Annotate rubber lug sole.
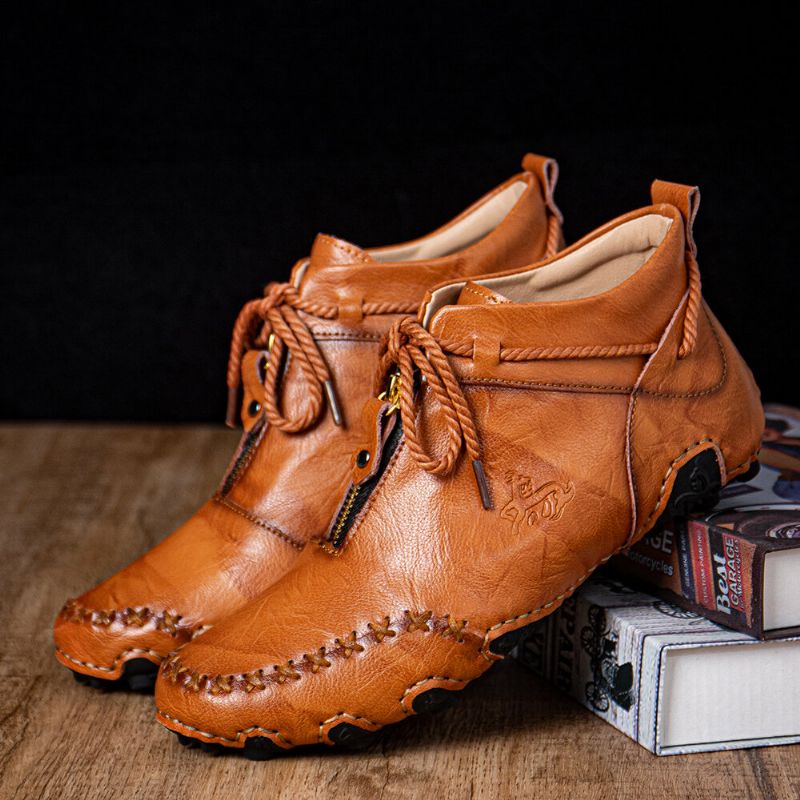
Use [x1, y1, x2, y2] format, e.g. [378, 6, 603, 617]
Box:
[733, 459, 760, 484]
[174, 723, 382, 759]
[650, 447, 723, 527]
[176, 731, 284, 760]
[411, 687, 460, 715]
[327, 722, 382, 750]
[170, 685, 462, 760]
[70, 657, 159, 693]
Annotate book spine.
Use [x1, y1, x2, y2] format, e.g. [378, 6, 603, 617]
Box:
[516, 590, 657, 753]
[676, 521, 695, 598]
[610, 521, 763, 638]
[634, 635, 664, 754]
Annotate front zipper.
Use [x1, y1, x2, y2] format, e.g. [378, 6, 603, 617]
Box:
[327, 368, 404, 548]
[326, 414, 403, 549]
[329, 484, 362, 548]
[220, 341, 276, 495]
[219, 416, 266, 496]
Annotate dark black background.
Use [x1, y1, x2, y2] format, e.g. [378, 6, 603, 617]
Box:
[2, 5, 796, 422]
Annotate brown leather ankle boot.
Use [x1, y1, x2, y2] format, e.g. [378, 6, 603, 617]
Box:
[153, 179, 763, 757]
[54, 153, 563, 690]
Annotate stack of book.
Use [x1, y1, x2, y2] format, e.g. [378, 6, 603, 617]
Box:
[514, 403, 800, 755]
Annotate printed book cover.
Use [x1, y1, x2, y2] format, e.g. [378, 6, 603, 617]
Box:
[610, 403, 800, 638]
[514, 576, 800, 755]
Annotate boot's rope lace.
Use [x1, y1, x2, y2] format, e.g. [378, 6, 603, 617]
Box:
[380, 317, 493, 509]
[544, 206, 561, 259]
[226, 282, 416, 430]
[678, 248, 701, 359]
[379, 259, 702, 509]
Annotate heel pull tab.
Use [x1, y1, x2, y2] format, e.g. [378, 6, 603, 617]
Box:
[650, 180, 702, 359]
[522, 153, 563, 224]
[650, 180, 701, 258]
[522, 153, 563, 256]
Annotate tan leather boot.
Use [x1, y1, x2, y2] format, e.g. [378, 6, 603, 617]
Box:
[54, 154, 563, 690]
[154, 180, 763, 757]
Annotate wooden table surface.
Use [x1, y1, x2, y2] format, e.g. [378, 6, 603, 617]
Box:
[1, 423, 798, 800]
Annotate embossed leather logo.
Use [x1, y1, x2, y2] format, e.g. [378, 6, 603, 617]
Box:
[500, 471, 575, 534]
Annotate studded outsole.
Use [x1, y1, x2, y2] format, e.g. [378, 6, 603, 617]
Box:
[168, 451, 757, 760]
[171, 685, 459, 760]
[70, 657, 160, 693]
[175, 732, 286, 760]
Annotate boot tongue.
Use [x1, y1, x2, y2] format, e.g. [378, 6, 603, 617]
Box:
[456, 280, 512, 306]
[309, 233, 374, 268]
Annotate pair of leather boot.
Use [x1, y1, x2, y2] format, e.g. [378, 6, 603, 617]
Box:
[55, 154, 763, 758]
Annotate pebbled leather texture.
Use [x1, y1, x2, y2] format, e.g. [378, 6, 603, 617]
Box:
[54, 154, 562, 679]
[154, 180, 763, 751]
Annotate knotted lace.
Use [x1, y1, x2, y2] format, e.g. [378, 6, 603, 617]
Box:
[226, 282, 418, 430]
[226, 282, 341, 431]
[380, 317, 493, 509]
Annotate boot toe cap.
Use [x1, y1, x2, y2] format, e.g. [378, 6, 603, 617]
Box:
[54, 592, 194, 679]
[153, 611, 487, 750]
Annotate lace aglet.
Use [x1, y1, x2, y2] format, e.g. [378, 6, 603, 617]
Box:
[324, 380, 343, 426]
[472, 459, 493, 510]
[225, 386, 240, 429]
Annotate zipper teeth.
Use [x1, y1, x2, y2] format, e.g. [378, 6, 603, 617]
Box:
[330, 485, 361, 548]
[228, 441, 255, 484]
[221, 421, 264, 495]
[226, 448, 251, 487]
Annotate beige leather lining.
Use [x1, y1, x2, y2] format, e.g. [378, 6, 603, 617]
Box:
[369, 180, 528, 263]
[424, 214, 673, 325]
[485, 215, 672, 302]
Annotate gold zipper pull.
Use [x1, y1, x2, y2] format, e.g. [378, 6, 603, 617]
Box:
[378, 368, 402, 416]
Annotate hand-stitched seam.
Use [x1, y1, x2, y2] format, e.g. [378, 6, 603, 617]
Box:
[461, 285, 510, 305]
[399, 676, 467, 714]
[479, 550, 625, 660]
[56, 646, 164, 673]
[463, 377, 634, 394]
[213, 495, 304, 551]
[309, 330, 384, 342]
[637, 307, 728, 399]
[730, 451, 760, 475]
[318, 439, 408, 556]
[317, 233, 372, 264]
[626, 300, 753, 543]
[480, 440, 762, 657]
[636, 438, 718, 536]
[400, 675, 466, 700]
[161, 610, 476, 696]
[318, 712, 380, 743]
[626, 297, 726, 544]
[58, 600, 194, 637]
[625, 290, 680, 541]
[157, 709, 292, 747]
[626, 392, 640, 547]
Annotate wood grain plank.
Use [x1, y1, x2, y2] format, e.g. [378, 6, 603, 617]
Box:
[0, 424, 797, 800]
